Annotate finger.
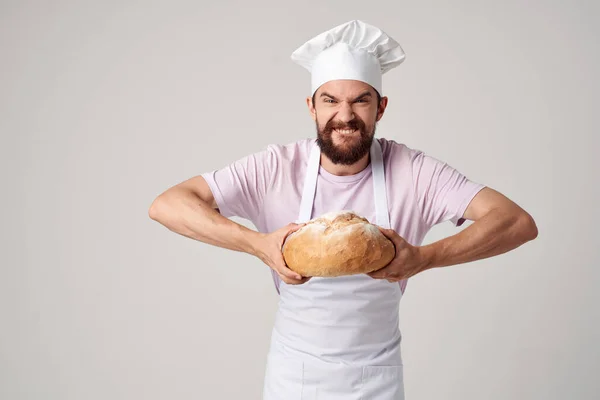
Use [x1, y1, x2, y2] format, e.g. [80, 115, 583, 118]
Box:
[278, 252, 303, 280]
[376, 226, 399, 248]
[294, 276, 312, 284]
[370, 273, 398, 282]
[282, 223, 306, 243]
[368, 271, 384, 279]
[290, 222, 306, 229]
[367, 266, 389, 279]
[287, 222, 305, 230]
[277, 264, 304, 281]
[287, 222, 306, 235]
[376, 226, 399, 244]
[278, 272, 310, 285]
[376, 225, 391, 236]
[276, 250, 304, 280]
[279, 273, 296, 285]
[377, 226, 406, 252]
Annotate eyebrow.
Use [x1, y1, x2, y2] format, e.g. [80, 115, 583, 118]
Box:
[320, 91, 373, 101]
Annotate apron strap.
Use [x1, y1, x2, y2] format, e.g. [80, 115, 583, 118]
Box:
[371, 139, 406, 292]
[370, 139, 390, 229]
[297, 141, 321, 223]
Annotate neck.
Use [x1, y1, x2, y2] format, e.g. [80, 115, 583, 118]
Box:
[320, 152, 371, 176]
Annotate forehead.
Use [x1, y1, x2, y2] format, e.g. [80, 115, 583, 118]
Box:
[315, 79, 376, 98]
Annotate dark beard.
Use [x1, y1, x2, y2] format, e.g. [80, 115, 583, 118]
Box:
[316, 117, 375, 165]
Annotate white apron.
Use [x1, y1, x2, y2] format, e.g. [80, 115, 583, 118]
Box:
[262, 139, 405, 399]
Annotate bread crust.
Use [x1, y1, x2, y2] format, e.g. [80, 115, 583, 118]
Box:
[282, 211, 395, 277]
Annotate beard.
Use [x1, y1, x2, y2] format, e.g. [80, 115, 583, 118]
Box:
[315, 116, 376, 165]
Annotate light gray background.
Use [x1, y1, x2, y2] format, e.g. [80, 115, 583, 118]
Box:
[2, 1, 598, 399]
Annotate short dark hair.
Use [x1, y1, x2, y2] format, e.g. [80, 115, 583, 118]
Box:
[312, 89, 383, 110]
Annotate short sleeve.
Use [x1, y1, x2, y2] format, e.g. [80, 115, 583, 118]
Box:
[200, 146, 277, 222]
[412, 151, 485, 227]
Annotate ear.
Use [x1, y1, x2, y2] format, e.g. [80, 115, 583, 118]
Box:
[376, 96, 389, 122]
[306, 96, 317, 121]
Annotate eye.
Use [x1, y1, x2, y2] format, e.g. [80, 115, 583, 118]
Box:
[324, 98, 336, 103]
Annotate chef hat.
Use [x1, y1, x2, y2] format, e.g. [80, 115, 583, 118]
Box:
[291, 20, 406, 96]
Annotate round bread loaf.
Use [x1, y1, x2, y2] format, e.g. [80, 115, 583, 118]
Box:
[282, 210, 395, 277]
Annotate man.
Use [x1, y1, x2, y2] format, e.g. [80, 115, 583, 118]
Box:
[149, 20, 538, 399]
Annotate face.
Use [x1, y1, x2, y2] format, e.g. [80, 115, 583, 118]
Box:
[307, 80, 388, 165]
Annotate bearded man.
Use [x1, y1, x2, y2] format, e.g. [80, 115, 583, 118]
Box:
[149, 20, 538, 399]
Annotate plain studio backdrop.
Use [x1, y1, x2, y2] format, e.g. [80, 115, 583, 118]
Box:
[1, 1, 598, 399]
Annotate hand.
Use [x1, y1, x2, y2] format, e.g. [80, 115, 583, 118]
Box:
[253, 223, 312, 285]
[367, 226, 430, 282]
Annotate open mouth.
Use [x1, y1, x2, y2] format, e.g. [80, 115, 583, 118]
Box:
[334, 128, 358, 135]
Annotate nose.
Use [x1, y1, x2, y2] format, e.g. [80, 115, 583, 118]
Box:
[337, 101, 354, 123]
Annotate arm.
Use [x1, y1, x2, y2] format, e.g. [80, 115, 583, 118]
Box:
[148, 175, 261, 255]
[419, 187, 538, 271]
[370, 187, 538, 281]
[370, 151, 538, 282]
[148, 175, 309, 283]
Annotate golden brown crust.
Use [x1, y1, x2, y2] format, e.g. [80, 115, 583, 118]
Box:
[282, 211, 395, 277]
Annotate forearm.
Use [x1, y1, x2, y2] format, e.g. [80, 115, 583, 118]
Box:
[149, 188, 261, 256]
[420, 208, 538, 271]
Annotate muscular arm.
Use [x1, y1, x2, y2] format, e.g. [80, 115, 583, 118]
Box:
[148, 176, 261, 255]
[420, 187, 538, 270]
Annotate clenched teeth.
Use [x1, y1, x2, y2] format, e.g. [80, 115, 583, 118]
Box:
[334, 129, 357, 135]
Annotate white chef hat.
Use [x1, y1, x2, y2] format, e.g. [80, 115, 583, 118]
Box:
[291, 20, 406, 96]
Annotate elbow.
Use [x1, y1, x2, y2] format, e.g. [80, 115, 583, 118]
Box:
[148, 195, 166, 222]
[518, 212, 538, 242]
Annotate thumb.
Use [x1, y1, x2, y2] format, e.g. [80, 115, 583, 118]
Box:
[284, 222, 305, 238]
[377, 225, 400, 244]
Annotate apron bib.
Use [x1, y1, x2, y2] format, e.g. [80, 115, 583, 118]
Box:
[263, 139, 405, 399]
